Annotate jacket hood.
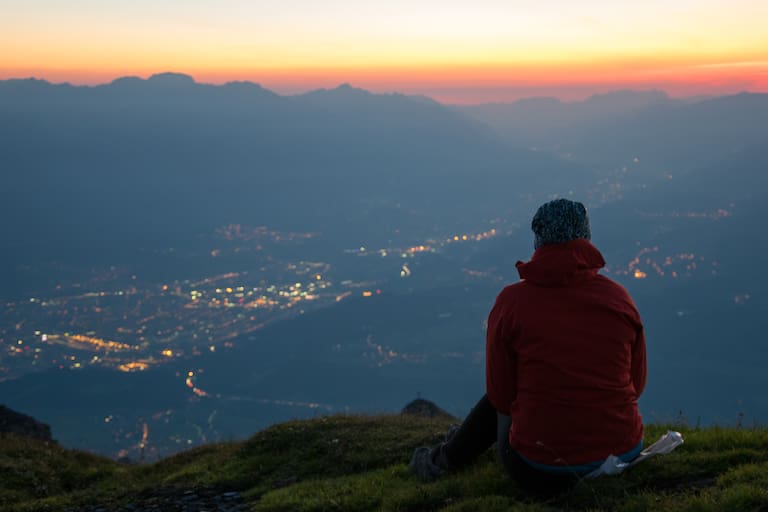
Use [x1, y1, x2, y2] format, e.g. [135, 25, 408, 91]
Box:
[515, 239, 605, 287]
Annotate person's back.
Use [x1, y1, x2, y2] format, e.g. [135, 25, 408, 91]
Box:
[487, 238, 646, 469]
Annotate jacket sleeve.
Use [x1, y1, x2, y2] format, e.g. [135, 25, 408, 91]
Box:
[485, 294, 517, 414]
[631, 326, 647, 397]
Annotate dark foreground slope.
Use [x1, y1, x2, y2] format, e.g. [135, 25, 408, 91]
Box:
[2, 415, 768, 512]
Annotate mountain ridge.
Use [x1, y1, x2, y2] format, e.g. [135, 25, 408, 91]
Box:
[1, 73, 754, 106]
[459, 89, 768, 173]
[0, 71, 587, 253]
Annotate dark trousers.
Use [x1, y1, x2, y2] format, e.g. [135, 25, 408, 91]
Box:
[439, 394, 577, 495]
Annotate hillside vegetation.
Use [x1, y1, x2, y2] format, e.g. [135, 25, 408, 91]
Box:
[1, 414, 767, 511]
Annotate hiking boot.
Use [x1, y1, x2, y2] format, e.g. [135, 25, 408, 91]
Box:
[409, 446, 446, 482]
[445, 424, 460, 443]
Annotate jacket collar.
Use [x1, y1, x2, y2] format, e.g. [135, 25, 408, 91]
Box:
[515, 239, 605, 287]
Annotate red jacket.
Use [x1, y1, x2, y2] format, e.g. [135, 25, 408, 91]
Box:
[486, 239, 646, 466]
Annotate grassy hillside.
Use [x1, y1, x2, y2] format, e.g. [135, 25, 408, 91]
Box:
[1, 415, 767, 511]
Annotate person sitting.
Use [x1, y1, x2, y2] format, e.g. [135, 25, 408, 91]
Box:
[410, 199, 647, 494]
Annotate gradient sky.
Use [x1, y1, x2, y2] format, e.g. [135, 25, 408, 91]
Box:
[2, 0, 767, 103]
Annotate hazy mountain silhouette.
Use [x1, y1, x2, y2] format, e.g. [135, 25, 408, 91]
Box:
[0, 74, 586, 254]
[458, 90, 677, 148]
[460, 91, 768, 178]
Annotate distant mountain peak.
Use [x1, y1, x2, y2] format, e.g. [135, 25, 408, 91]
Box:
[328, 83, 370, 95]
[108, 73, 197, 90]
[10, 77, 50, 85]
[220, 80, 280, 100]
[110, 76, 143, 86]
[305, 83, 370, 96]
[147, 72, 196, 85]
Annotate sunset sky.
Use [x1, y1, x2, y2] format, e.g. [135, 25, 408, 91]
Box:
[2, 0, 767, 103]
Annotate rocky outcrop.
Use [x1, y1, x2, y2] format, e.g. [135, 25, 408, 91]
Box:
[401, 398, 456, 419]
[0, 405, 53, 441]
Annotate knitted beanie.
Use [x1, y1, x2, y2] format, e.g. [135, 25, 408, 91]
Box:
[531, 199, 591, 249]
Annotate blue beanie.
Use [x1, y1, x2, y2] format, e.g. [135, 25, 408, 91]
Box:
[532, 199, 591, 249]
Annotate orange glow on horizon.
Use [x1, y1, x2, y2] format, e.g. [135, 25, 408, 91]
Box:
[2, 1, 767, 103]
[3, 58, 766, 104]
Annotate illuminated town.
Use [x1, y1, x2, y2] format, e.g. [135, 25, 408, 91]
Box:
[0, 212, 737, 383]
[1, 262, 337, 380]
[0, 223, 508, 383]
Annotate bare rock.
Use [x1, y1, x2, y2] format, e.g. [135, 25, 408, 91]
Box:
[0, 405, 53, 441]
[401, 398, 455, 419]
